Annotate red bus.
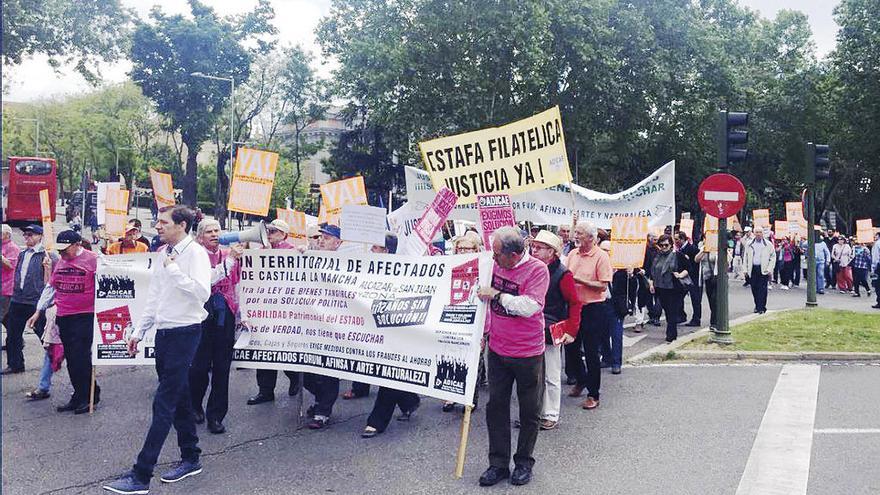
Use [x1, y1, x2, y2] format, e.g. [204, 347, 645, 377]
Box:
[2, 156, 57, 223]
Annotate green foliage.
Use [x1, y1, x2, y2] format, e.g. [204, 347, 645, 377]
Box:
[322, 127, 401, 208]
[2, 0, 131, 83]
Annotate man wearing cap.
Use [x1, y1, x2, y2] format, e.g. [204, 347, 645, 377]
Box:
[190, 219, 243, 434]
[28, 230, 100, 414]
[1, 224, 21, 342]
[477, 226, 549, 487]
[529, 230, 580, 430]
[3, 225, 55, 375]
[107, 223, 149, 255]
[302, 223, 344, 430]
[247, 218, 301, 406]
[104, 205, 211, 494]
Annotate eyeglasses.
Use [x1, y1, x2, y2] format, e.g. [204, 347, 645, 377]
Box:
[658, 243, 671, 248]
[457, 247, 478, 253]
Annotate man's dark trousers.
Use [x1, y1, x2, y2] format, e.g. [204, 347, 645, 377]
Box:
[256, 369, 299, 395]
[367, 387, 420, 432]
[750, 265, 769, 312]
[704, 276, 718, 327]
[190, 303, 235, 423]
[486, 349, 544, 470]
[573, 302, 608, 400]
[303, 373, 339, 417]
[133, 324, 202, 482]
[4, 302, 42, 371]
[56, 313, 97, 404]
[687, 283, 702, 323]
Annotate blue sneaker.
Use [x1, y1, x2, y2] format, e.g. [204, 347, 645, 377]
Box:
[159, 460, 203, 483]
[103, 472, 150, 494]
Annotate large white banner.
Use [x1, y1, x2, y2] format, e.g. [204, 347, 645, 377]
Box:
[92, 253, 158, 365]
[404, 161, 676, 229]
[231, 250, 492, 405]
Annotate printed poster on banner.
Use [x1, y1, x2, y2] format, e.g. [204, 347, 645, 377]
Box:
[319, 176, 368, 225]
[752, 209, 771, 229]
[277, 208, 308, 246]
[149, 169, 175, 208]
[477, 194, 515, 249]
[401, 187, 458, 255]
[92, 253, 158, 365]
[39, 189, 55, 250]
[856, 219, 874, 243]
[228, 148, 279, 216]
[231, 250, 493, 405]
[340, 204, 388, 246]
[105, 188, 130, 239]
[405, 161, 675, 228]
[419, 106, 572, 205]
[609, 216, 648, 268]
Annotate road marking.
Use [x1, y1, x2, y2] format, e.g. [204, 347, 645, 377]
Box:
[735, 364, 820, 495]
[704, 190, 740, 201]
[622, 334, 646, 347]
[814, 428, 880, 434]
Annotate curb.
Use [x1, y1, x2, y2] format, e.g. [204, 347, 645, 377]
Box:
[673, 350, 880, 361]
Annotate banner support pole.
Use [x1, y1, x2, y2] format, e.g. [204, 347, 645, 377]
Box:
[89, 366, 97, 414]
[454, 405, 473, 479]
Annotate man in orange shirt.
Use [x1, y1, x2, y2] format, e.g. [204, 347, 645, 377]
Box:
[107, 224, 149, 255]
[564, 220, 613, 410]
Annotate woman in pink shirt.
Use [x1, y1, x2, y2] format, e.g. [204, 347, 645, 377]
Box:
[1, 224, 21, 326]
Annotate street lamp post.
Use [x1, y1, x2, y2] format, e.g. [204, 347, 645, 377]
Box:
[191, 71, 235, 228]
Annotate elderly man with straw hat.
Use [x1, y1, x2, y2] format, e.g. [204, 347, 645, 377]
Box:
[528, 230, 581, 430]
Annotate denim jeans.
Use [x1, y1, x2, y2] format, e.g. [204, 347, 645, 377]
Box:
[816, 262, 825, 292]
[602, 312, 624, 368]
[133, 324, 202, 482]
[38, 351, 53, 391]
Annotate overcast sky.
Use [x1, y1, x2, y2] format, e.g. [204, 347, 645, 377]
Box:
[2, 0, 840, 103]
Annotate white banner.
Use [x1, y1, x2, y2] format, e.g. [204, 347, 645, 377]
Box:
[231, 250, 492, 405]
[92, 253, 159, 365]
[405, 161, 676, 229]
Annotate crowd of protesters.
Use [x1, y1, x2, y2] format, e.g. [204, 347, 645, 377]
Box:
[2, 208, 878, 493]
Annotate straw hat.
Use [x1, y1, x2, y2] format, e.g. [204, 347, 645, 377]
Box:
[532, 230, 563, 256]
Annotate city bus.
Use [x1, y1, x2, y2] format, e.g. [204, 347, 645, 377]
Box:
[2, 156, 57, 223]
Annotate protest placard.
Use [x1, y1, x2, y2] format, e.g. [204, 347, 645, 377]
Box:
[231, 250, 492, 405]
[228, 147, 279, 216]
[609, 216, 649, 268]
[753, 209, 770, 229]
[340, 204, 388, 246]
[92, 253, 158, 365]
[785, 201, 808, 237]
[400, 187, 458, 255]
[856, 219, 875, 243]
[476, 194, 515, 249]
[96, 182, 119, 225]
[319, 176, 368, 225]
[418, 106, 572, 205]
[774, 220, 788, 236]
[702, 215, 740, 252]
[104, 188, 130, 239]
[149, 169, 175, 208]
[276, 208, 309, 246]
[39, 189, 55, 250]
[678, 218, 694, 239]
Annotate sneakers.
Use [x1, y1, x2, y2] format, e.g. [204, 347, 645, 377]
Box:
[103, 472, 150, 494]
[160, 460, 203, 483]
[307, 415, 329, 429]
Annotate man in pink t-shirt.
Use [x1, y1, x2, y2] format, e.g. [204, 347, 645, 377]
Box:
[476, 226, 549, 488]
[30, 230, 100, 414]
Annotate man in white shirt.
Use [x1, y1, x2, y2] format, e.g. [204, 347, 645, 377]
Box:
[743, 227, 776, 314]
[104, 205, 211, 495]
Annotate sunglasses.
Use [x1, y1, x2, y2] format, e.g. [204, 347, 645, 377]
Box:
[658, 243, 671, 248]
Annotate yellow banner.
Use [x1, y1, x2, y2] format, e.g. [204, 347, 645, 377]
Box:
[856, 219, 874, 243]
[318, 176, 368, 225]
[39, 189, 55, 250]
[105, 189, 130, 239]
[610, 216, 649, 269]
[277, 208, 308, 246]
[149, 169, 175, 208]
[419, 106, 572, 205]
[228, 148, 279, 216]
[753, 209, 770, 229]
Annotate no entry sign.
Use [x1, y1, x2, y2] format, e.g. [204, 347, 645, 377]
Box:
[698, 173, 746, 218]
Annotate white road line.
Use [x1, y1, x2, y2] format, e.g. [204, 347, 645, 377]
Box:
[814, 428, 880, 434]
[736, 364, 821, 495]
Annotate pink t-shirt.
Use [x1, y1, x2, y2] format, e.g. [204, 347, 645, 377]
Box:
[2, 239, 21, 297]
[206, 246, 240, 314]
[50, 248, 98, 316]
[487, 255, 550, 358]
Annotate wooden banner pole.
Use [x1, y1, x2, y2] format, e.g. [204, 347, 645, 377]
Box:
[454, 405, 474, 479]
[89, 366, 97, 414]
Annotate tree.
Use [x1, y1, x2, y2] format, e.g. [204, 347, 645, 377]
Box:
[129, 0, 275, 206]
[322, 126, 401, 209]
[2, 0, 131, 84]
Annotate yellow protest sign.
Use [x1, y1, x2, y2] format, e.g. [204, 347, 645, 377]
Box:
[418, 106, 572, 205]
[785, 201, 808, 238]
[228, 148, 279, 216]
[610, 216, 649, 269]
[105, 189, 130, 239]
[650, 225, 666, 237]
[753, 209, 770, 229]
[856, 219, 874, 243]
[277, 208, 308, 246]
[704, 215, 719, 253]
[678, 218, 694, 239]
[149, 169, 175, 208]
[774, 220, 788, 237]
[39, 189, 55, 250]
[319, 176, 367, 225]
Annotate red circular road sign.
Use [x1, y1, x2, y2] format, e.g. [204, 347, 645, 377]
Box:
[697, 173, 746, 218]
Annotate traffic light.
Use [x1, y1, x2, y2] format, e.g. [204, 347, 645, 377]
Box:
[805, 142, 830, 183]
[716, 110, 749, 169]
